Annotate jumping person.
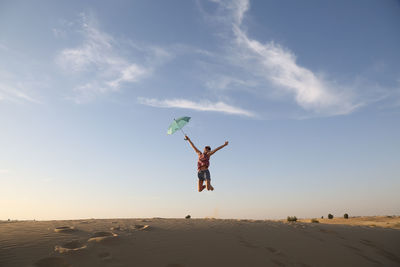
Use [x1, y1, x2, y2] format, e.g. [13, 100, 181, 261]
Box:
[185, 135, 228, 192]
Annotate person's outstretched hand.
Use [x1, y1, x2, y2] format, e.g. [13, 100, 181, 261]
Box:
[224, 141, 229, 146]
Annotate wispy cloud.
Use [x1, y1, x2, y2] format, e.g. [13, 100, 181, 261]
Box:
[232, 26, 360, 115]
[0, 69, 41, 104]
[208, 0, 249, 25]
[203, 0, 362, 117]
[138, 97, 255, 117]
[56, 13, 169, 103]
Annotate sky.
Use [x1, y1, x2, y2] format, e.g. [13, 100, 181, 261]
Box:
[0, 0, 399, 220]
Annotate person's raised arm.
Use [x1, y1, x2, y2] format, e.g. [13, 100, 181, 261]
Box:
[185, 135, 201, 155]
[209, 141, 229, 156]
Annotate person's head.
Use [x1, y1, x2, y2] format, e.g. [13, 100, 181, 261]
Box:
[204, 146, 211, 154]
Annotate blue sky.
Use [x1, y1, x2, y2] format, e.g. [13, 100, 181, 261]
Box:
[0, 0, 399, 220]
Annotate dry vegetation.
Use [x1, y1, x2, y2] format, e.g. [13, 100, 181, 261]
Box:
[297, 216, 400, 229]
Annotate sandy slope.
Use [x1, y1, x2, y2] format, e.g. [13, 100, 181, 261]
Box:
[0, 218, 399, 267]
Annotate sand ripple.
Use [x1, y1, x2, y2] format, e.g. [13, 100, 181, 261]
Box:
[54, 226, 75, 233]
[88, 231, 118, 242]
[55, 240, 87, 253]
[133, 224, 150, 230]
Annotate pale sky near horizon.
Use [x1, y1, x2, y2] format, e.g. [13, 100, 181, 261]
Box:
[1, 0, 399, 220]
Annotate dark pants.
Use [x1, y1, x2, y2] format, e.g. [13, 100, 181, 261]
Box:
[197, 169, 211, 181]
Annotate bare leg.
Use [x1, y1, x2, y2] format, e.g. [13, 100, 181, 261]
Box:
[198, 179, 206, 192]
[206, 179, 214, 191]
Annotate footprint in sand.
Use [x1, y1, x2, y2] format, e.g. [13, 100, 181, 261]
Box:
[34, 257, 71, 267]
[55, 240, 87, 253]
[54, 226, 76, 233]
[98, 251, 113, 261]
[111, 224, 150, 233]
[88, 231, 118, 243]
[265, 246, 281, 255]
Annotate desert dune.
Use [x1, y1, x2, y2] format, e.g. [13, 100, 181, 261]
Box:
[0, 217, 399, 267]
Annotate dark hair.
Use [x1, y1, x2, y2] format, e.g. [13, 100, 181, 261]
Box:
[205, 146, 211, 151]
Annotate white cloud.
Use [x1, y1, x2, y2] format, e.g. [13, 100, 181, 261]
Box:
[210, 0, 249, 25]
[107, 64, 148, 89]
[57, 14, 116, 72]
[0, 70, 40, 104]
[204, 0, 361, 116]
[232, 26, 359, 115]
[232, 0, 249, 25]
[138, 97, 255, 117]
[56, 13, 167, 102]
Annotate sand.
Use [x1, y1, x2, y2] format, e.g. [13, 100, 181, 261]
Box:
[0, 217, 399, 267]
[297, 216, 400, 229]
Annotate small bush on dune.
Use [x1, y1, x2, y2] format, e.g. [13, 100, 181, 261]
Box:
[311, 218, 319, 223]
[344, 213, 349, 219]
[287, 216, 297, 222]
[328, 214, 334, 219]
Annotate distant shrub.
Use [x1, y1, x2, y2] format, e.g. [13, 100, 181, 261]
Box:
[311, 218, 319, 223]
[344, 213, 349, 219]
[321, 216, 324, 219]
[287, 216, 297, 222]
[185, 215, 191, 219]
[328, 214, 334, 219]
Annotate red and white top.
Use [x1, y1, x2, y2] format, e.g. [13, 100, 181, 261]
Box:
[197, 153, 210, 171]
